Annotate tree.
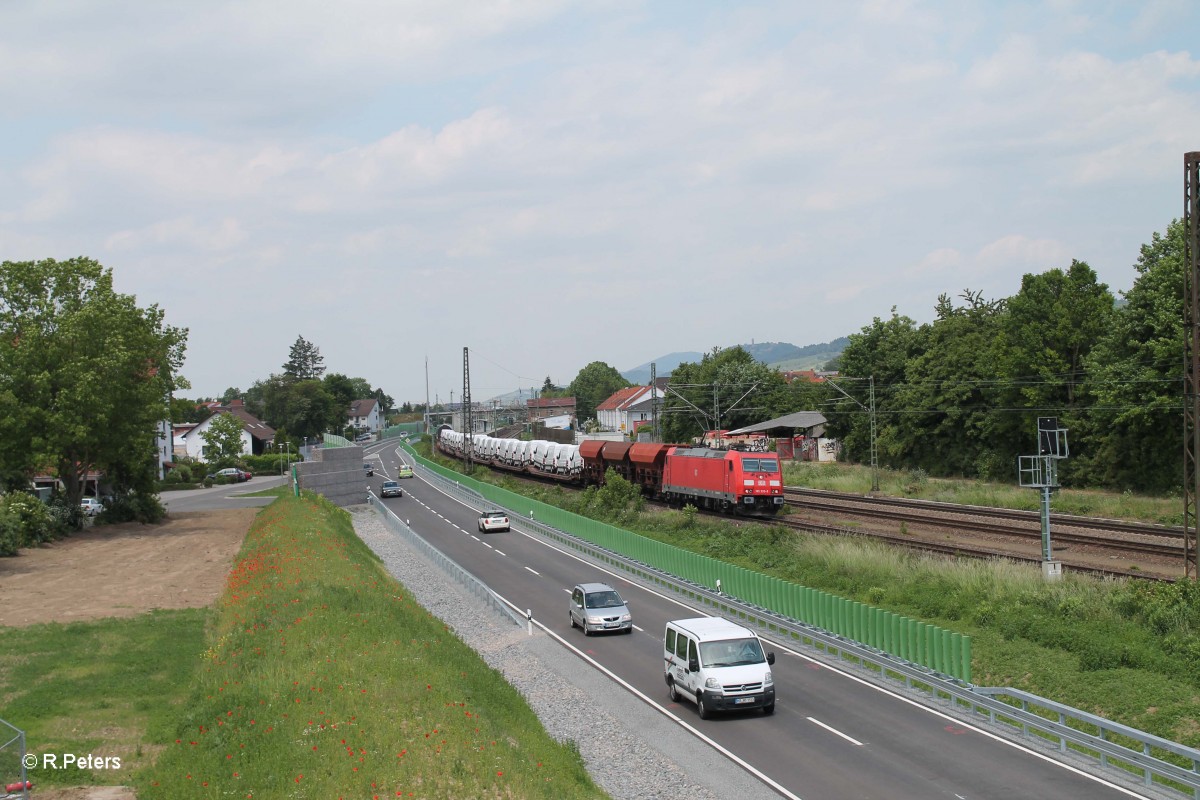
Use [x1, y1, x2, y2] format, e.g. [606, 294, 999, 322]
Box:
[567, 362, 631, 425]
[170, 396, 207, 424]
[827, 309, 926, 468]
[283, 335, 325, 379]
[993, 261, 1115, 480]
[199, 413, 246, 467]
[888, 291, 1006, 477]
[661, 347, 788, 443]
[252, 373, 337, 440]
[323, 373, 373, 412]
[0, 257, 187, 511]
[1078, 220, 1185, 492]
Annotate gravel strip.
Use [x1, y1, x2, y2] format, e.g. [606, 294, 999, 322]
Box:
[349, 506, 780, 800]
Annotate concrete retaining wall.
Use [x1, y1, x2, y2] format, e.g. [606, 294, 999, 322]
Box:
[296, 445, 367, 507]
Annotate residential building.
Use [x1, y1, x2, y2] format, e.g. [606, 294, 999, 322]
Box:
[178, 400, 276, 460]
[347, 398, 381, 434]
[595, 386, 663, 437]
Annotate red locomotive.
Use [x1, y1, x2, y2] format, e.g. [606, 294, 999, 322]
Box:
[435, 427, 784, 516]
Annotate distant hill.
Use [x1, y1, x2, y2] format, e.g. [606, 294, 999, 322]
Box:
[620, 352, 704, 385]
[622, 338, 848, 384]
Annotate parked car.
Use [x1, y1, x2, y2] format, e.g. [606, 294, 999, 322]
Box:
[396, 464, 414, 479]
[569, 582, 633, 635]
[477, 509, 509, 533]
[363, 462, 374, 477]
[207, 467, 246, 483]
[240, 469, 253, 481]
[80, 497, 104, 517]
[380, 480, 403, 498]
[356, 432, 373, 443]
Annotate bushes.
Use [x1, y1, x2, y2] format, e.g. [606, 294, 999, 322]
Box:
[0, 492, 70, 555]
[100, 492, 166, 524]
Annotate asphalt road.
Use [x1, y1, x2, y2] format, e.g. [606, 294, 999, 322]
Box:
[362, 441, 1163, 800]
[159, 475, 289, 514]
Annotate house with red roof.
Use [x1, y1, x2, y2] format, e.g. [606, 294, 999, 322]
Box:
[595, 386, 663, 437]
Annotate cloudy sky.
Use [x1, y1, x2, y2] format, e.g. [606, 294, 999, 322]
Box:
[3, 1, 1198, 405]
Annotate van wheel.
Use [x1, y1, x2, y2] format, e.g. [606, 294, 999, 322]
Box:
[569, 613, 576, 630]
[697, 693, 710, 720]
[668, 680, 680, 703]
[763, 702, 775, 716]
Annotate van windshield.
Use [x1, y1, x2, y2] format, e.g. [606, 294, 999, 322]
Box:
[699, 638, 765, 667]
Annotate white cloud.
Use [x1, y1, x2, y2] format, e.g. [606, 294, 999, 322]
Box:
[1, 1, 1197, 400]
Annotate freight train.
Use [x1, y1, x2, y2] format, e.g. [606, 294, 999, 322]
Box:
[435, 426, 785, 515]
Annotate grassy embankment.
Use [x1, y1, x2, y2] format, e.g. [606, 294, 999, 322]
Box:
[0, 493, 607, 799]
[420, 443, 1200, 751]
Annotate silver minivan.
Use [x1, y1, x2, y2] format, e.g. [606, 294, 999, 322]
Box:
[569, 582, 633, 635]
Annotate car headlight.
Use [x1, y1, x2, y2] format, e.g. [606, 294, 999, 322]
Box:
[619, 614, 631, 622]
[764, 670, 774, 687]
[587, 617, 604, 625]
[704, 677, 722, 691]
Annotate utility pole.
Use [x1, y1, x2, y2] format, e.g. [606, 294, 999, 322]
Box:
[825, 376, 879, 492]
[424, 356, 430, 437]
[463, 347, 473, 472]
[651, 362, 660, 442]
[1184, 150, 1200, 580]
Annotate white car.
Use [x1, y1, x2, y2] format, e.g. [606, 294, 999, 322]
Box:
[477, 510, 510, 533]
[80, 497, 104, 517]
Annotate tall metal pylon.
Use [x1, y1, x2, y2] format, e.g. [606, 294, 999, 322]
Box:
[1184, 151, 1199, 580]
[463, 346, 473, 473]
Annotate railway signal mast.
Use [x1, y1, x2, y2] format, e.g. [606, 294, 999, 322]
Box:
[1184, 151, 1200, 581]
[1020, 417, 1068, 581]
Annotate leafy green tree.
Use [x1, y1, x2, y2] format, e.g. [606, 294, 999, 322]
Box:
[251, 373, 337, 440]
[283, 335, 325, 379]
[0, 257, 187, 512]
[889, 291, 1006, 476]
[567, 361, 631, 425]
[220, 386, 242, 403]
[993, 261, 1115, 480]
[1078, 220, 1185, 492]
[170, 396, 208, 424]
[323, 373, 373, 412]
[826, 309, 926, 468]
[199, 413, 246, 467]
[661, 347, 788, 442]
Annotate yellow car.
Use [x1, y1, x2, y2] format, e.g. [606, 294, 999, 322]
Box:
[396, 464, 414, 479]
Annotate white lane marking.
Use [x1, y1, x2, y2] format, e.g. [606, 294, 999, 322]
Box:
[494, 550, 507, 557]
[807, 717, 863, 746]
[480, 541, 493, 550]
[514, 607, 804, 800]
[524, 566, 540, 576]
[418, 474, 1158, 799]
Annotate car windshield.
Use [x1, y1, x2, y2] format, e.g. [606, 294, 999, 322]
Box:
[699, 637, 765, 667]
[382, 482, 398, 488]
[585, 591, 623, 609]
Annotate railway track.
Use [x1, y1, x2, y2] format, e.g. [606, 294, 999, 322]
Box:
[429, 450, 1186, 581]
[782, 488, 1186, 580]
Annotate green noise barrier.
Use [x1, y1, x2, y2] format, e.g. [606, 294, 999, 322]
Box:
[402, 442, 972, 683]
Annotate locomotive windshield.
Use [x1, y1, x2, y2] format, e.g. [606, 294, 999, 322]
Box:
[741, 458, 780, 473]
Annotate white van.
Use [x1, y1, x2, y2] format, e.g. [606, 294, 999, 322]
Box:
[663, 617, 776, 718]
